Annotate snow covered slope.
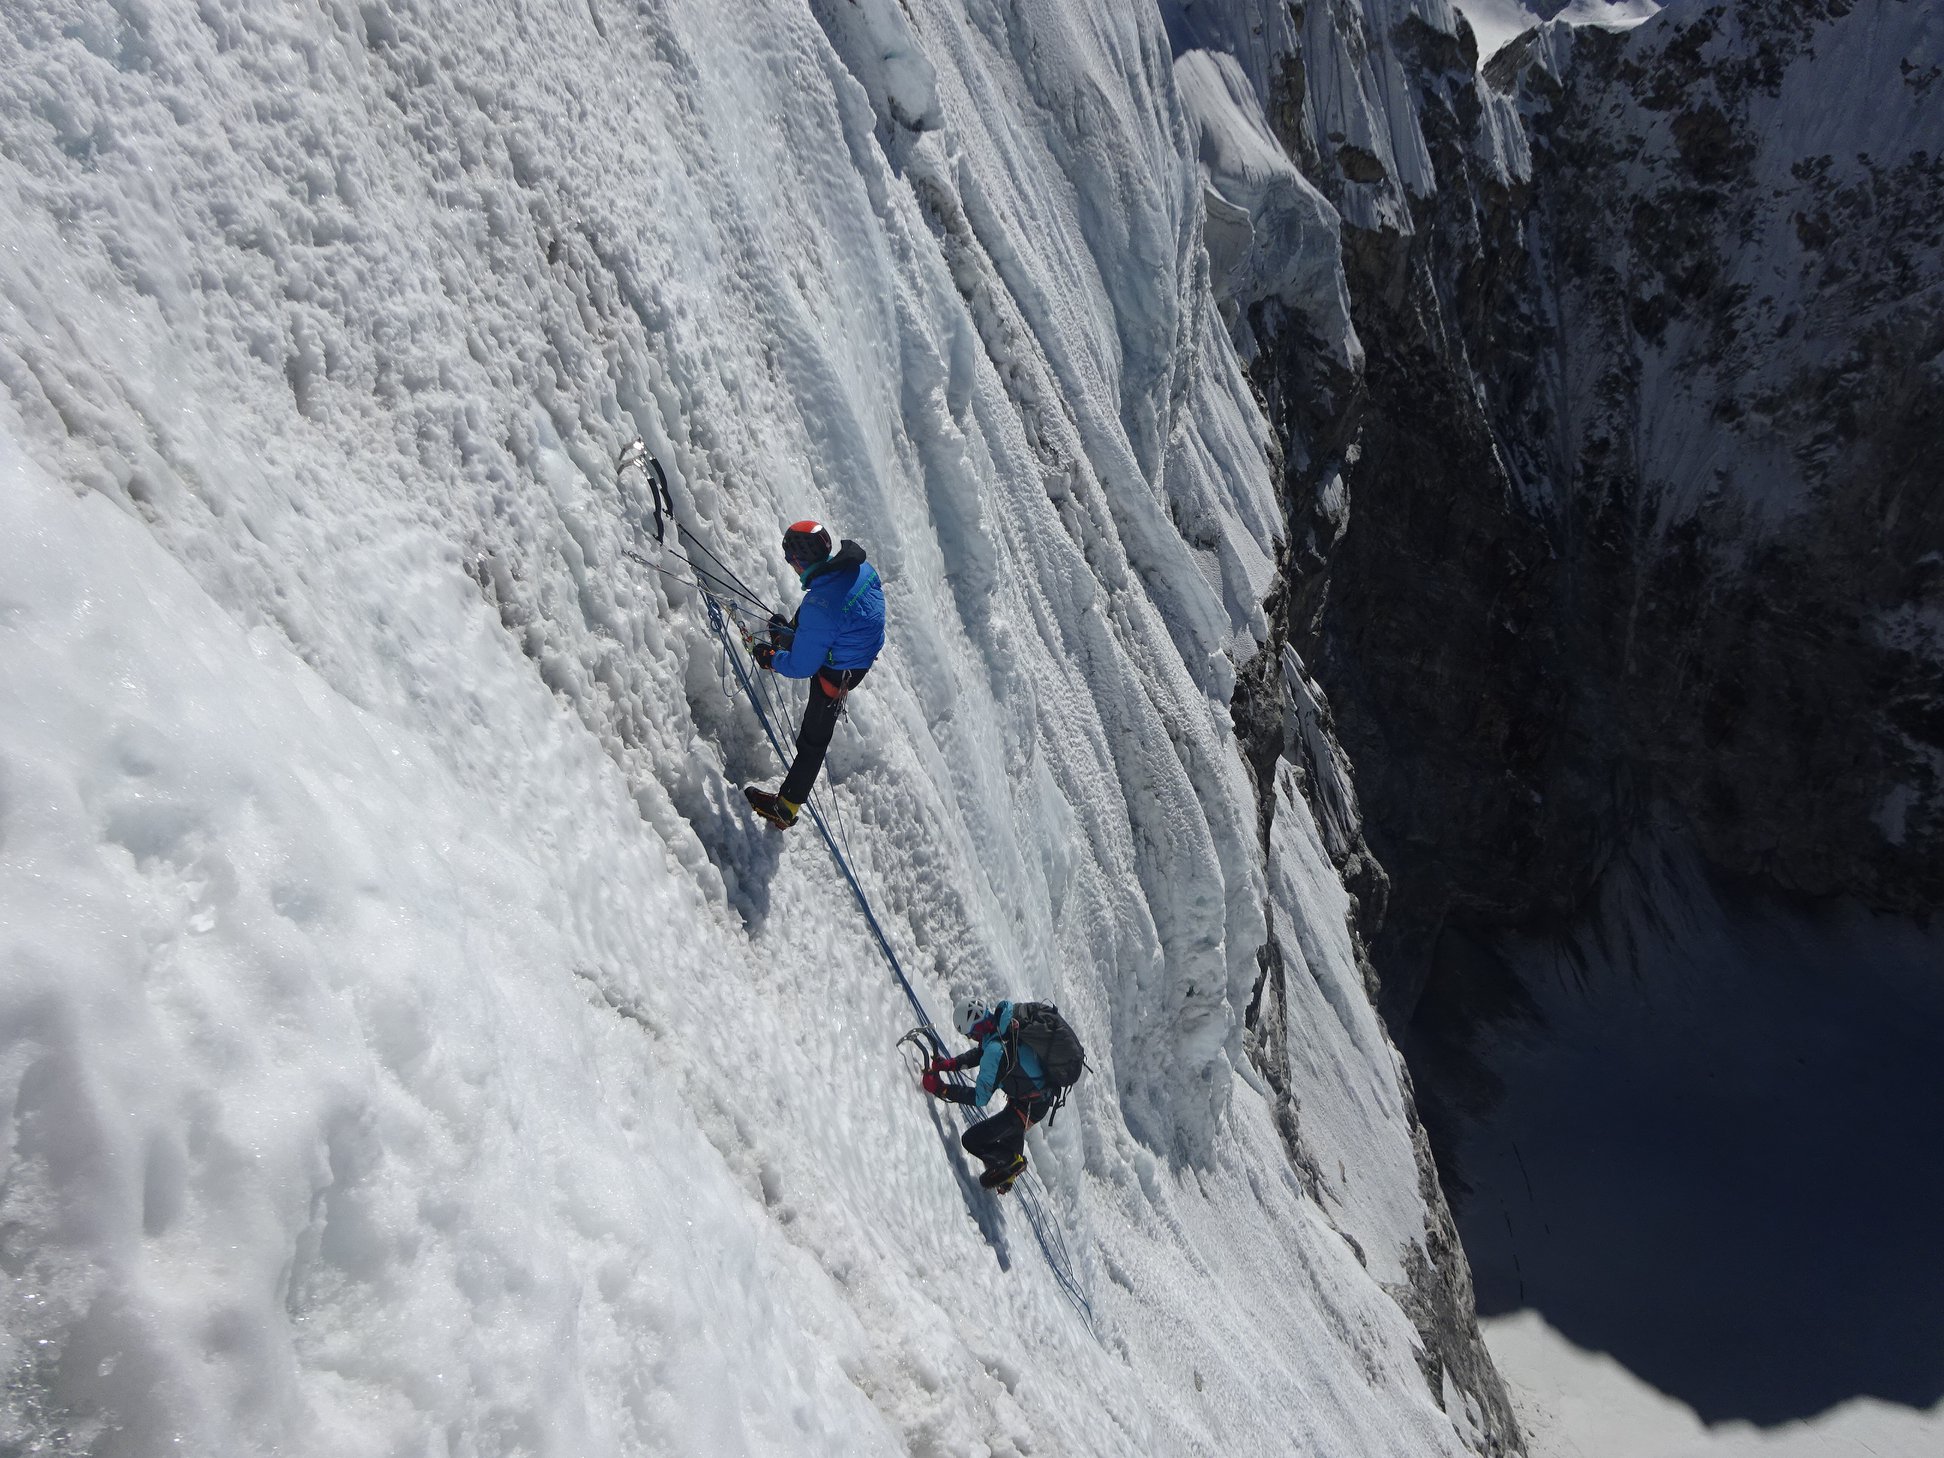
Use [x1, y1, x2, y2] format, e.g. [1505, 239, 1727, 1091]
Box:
[0, 1, 1498, 1453]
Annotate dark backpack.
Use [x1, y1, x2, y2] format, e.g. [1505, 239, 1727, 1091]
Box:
[1006, 1002, 1086, 1120]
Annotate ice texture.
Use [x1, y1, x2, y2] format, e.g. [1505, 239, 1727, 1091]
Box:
[0, 0, 1478, 1454]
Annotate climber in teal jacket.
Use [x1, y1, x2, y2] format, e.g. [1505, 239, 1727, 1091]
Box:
[919, 999, 1051, 1192]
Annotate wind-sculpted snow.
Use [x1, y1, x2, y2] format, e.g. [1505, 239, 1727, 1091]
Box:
[1452, 1, 1661, 64]
[1174, 48, 1362, 369]
[0, 0, 1485, 1453]
[1167, 0, 1532, 232]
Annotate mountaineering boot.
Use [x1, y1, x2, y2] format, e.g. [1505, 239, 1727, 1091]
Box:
[744, 786, 800, 830]
[979, 1155, 1027, 1194]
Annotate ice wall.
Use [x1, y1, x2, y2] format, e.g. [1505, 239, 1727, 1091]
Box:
[1166, 0, 1532, 231]
[0, 0, 1487, 1453]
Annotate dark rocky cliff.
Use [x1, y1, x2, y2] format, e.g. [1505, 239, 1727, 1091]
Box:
[1281, 0, 1944, 1021]
[1184, 2, 1937, 1448]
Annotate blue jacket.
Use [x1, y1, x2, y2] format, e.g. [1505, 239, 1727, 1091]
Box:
[769, 540, 885, 678]
[942, 1002, 1047, 1109]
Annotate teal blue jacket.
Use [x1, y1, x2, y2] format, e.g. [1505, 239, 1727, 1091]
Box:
[942, 1002, 1047, 1109]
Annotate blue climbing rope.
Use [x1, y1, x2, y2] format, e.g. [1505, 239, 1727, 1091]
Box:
[700, 592, 1095, 1327]
[613, 445, 1091, 1325]
[703, 596, 940, 1035]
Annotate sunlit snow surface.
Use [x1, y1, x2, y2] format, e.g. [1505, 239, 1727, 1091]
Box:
[1451, 1, 1661, 63]
[0, 1, 1467, 1453]
[1491, 1311, 1944, 1458]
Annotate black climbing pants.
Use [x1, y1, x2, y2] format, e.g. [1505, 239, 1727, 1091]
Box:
[961, 1097, 1047, 1171]
[778, 667, 868, 805]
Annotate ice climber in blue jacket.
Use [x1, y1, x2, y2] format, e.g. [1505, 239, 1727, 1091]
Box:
[919, 998, 1054, 1193]
[743, 519, 885, 830]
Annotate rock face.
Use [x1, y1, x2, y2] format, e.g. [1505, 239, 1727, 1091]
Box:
[1238, 0, 1944, 1019]
[1185, 0, 1939, 1440]
[1487, 0, 1944, 924]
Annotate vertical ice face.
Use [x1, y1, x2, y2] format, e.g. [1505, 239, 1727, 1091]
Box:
[0, 0, 1497, 1454]
[1165, 0, 1543, 228]
[1173, 47, 1362, 369]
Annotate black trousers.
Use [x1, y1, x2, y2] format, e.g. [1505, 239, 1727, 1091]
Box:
[962, 1098, 1046, 1170]
[778, 667, 868, 804]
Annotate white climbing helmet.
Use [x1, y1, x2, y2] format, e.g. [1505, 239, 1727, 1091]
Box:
[952, 996, 993, 1038]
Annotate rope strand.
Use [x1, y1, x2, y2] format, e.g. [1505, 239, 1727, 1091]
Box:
[679, 524, 777, 617]
[613, 452, 1089, 1326]
[623, 548, 769, 618]
[703, 593, 1093, 1326]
